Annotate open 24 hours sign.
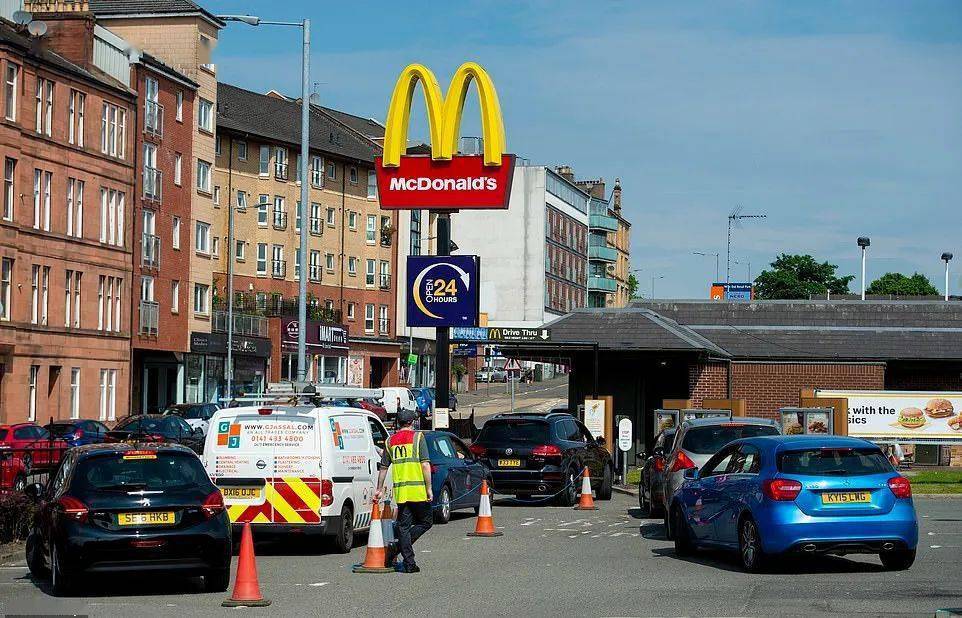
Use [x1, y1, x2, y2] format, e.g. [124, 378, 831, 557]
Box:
[406, 255, 480, 328]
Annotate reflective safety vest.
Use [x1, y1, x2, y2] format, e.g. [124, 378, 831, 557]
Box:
[388, 429, 428, 503]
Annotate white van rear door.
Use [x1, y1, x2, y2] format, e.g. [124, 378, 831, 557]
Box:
[327, 412, 375, 530]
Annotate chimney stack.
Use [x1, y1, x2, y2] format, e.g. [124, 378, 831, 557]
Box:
[555, 165, 575, 182]
[612, 178, 622, 215]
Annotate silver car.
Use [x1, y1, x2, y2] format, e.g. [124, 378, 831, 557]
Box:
[661, 417, 780, 539]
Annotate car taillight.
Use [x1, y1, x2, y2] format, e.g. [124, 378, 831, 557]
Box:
[468, 444, 487, 457]
[320, 479, 334, 507]
[531, 444, 562, 460]
[201, 491, 225, 518]
[654, 458, 665, 472]
[763, 478, 803, 501]
[888, 476, 912, 499]
[73, 428, 84, 439]
[671, 451, 695, 473]
[58, 496, 88, 522]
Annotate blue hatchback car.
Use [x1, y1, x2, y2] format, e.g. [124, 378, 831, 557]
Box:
[668, 435, 918, 572]
[422, 431, 491, 524]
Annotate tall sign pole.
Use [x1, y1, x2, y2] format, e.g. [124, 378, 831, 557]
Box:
[435, 213, 452, 409]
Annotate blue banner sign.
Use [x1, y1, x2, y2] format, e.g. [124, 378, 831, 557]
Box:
[406, 255, 480, 327]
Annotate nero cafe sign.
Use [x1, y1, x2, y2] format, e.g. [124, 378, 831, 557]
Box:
[451, 327, 551, 343]
[282, 317, 348, 356]
[375, 62, 514, 211]
[406, 255, 480, 328]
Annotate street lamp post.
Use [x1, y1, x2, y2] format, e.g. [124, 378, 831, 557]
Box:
[219, 14, 311, 384]
[650, 274, 664, 299]
[857, 237, 871, 300]
[943, 252, 953, 301]
[693, 251, 719, 282]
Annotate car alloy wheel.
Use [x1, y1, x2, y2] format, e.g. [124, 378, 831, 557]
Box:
[740, 519, 762, 572]
[436, 486, 452, 524]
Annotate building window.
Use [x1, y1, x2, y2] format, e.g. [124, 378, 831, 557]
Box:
[366, 215, 377, 244]
[309, 250, 320, 282]
[310, 156, 322, 186]
[66, 178, 84, 238]
[100, 102, 127, 158]
[271, 245, 284, 278]
[196, 159, 211, 192]
[379, 260, 390, 288]
[237, 140, 247, 160]
[367, 170, 377, 199]
[28, 365, 38, 421]
[325, 252, 335, 272]
[293, 249, 300, 280]
[99, 188, 125, 246]
[64, 269, 73, 327]
[30, 264, 39, 324]
[99, 368, 116, 421]
[195, 221, 210, 254]
[174, 153, 182, 185]
[96, 275, 122, 332]
[3, 157, 14, 221]
[175, 90, 183, 122]
[213, 185, 220, 205]
[310, 202, 321, 233]
[348, 211, 357, 230]
[69, 367, 80, 419]
[364, 304, 374, 333]
[236, 190, 248, 211]
[259, 145, 270, 176]
[326, 207, 336, 227]
[365, 259, 375, 286]
[274, 147, 288, 180]
[326, 161, 336, 180]
[349, 166, 358, 184]
[235, 240, 245, 261]
[172, 216, 181, 249]
[33, 169, 51, 231]
[272, 196, 286, 229]
[347, 302, 355, 321]
[171, 280, 179, 313]
[348, 256, 357, 276]
[211, 235, 219, 257]
[35, 77, 53, 136]
[0, 257, 11, 321]
[215, 135, 221, 156]
[294, 201, 301, 232]
[410, 210, 422, 256]
[4, 62, 18, 121]
[198, 98, 213, 132]
[256, 243, 267, 274]
[68, 89, 85, 146]
[193, 283, 209, 314]
[378, 305, 388, 333]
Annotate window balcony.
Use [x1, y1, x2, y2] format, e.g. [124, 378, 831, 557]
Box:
[588, 244, 617, 263]
[589, 213, 618, 232]
[309, 217, 322, 235]
[141, 233, 160, 270]
[212, 310, 268, 337]
[274, 162, 289, 181]
[143, 166, 162, 203]
[588, 275, 618, 292]
[139, 300, 159, 336]
[144, 100, 164, 138]
[271, 260, 287, 279]
[309, 267, 322, 283]
[378, 318, 391, 334]
[272, 211, 288, 230]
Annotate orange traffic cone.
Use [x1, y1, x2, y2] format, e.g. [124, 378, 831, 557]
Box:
[574, 466, 598, 510]
[467, 480, 503, 537]
[353, 500, 395, 573]
[222, 522, 271, 607]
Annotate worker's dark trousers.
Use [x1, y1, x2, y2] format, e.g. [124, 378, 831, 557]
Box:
[395, 501, 433, 567]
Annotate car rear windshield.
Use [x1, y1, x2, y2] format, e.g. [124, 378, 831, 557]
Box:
[778, 448, 892, 476]
[72, 451, 211, 493]
[478, 420, 549, 444]
[681, 424, 779, 455]
[46, 423, 76, 437]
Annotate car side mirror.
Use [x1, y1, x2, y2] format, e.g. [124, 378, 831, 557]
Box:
[25, 483, 44, 501]
[683, 467, 700, 481]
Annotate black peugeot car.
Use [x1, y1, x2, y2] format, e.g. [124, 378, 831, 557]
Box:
[469, 412, 613, 505]
[25, 443, 231, 596]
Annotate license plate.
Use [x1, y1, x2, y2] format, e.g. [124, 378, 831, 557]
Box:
[117, 511, 176, 526]
[821, 491, 871, 504]
[498, 458, 521, 467]
[221, 487, 262, 500]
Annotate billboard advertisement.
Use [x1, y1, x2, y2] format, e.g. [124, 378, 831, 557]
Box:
[406, 255, 480, 328]
[816, 390, 962, 442]
[711, 282, 753, 300]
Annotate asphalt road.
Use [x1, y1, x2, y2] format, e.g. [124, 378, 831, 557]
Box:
[1, 495, 960, 617]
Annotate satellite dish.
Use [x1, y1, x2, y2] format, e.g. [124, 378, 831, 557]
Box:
[12, 10, 32, 25]
[27, 21, 47, 37]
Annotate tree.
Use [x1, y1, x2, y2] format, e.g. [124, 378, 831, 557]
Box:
[867, 272, 939, 296]
[628, 273, 640, 299]
[754, 254, 854, 300]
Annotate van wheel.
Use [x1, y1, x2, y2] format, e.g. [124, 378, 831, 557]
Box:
[332, 504, 354, 554]
[434, 486, 452, 524]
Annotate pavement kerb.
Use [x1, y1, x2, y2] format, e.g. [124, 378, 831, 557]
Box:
[613, 485, 638, 497]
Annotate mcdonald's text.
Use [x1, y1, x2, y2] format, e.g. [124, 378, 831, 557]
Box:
[375, 154, 515, 210]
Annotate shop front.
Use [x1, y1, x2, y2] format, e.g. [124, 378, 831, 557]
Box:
[270, 317, 349, 384]
[186, 332, 271, 403]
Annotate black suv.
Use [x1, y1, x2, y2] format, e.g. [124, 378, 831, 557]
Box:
[25, 443, 231, 596]
[469, 412, 613, 505]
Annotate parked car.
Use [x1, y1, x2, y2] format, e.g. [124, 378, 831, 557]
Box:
[25, 443, 231, 595]
[349, 397, 388, 422]
[162, 403, 220, 435]
[380, 387, 417, 420]
[637, 427, 677, 516]
[490, 370, 508, 383]
[423, 431, 492, 524]
[469, 412, 613, 505]
[105, 415, 205, 454]
[475, 369, 493, 383]
[44, 420, 111, 448]
[663, 417, 781, 537]
[668, 435, 918, 572]
[0, 423, 69, 473]
[0, 449, 27, 493]
[421, 387, 457, 412]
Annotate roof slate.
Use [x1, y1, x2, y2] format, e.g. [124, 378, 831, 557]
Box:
[88, 0, 224, 25]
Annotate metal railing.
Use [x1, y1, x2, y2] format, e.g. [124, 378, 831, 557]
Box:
[143, 166, 162, 202]
[274, 162, 289, 181]
[139, 300, 159, 336]
[141, 233, 160, 269]
[309, 266, 322, 283]
[212, 310, 268, 337]
[144, 100, 164, 137]
[272, 210, 288, 230]
[378, 317, 391, 334]
[271, 259, 287, 278]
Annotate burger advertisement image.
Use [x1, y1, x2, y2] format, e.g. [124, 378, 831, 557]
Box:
[816, 390, 962, 441]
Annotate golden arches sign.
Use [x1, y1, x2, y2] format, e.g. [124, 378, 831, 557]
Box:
[381, 62, 506, 168]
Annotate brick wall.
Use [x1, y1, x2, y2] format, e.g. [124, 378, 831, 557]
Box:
[688, 361, 728, 406]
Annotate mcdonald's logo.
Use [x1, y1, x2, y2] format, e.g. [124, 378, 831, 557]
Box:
[375, 62, 515, 211]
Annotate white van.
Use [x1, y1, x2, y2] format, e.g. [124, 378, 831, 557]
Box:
[202, 403, 391, 552]
[380, 387, 417, 420]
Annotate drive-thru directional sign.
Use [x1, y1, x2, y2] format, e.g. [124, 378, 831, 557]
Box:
[451, 326, 551, 342]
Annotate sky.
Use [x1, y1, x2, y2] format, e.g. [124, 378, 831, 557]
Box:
[206, 0, 962, 299]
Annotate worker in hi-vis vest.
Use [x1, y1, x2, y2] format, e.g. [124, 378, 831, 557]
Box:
[374, 407, 433, 573]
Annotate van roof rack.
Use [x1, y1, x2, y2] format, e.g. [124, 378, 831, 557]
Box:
[220, 382, 385, 406]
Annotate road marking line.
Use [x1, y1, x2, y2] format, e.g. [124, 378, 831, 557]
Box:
[928, 531, 962, 535]
[310, 582, 329, 587]
[520, 519, 542, 526]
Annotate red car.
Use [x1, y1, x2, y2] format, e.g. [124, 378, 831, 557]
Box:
[0, 449, 27, 493]
[350, 397, 388, 422]
[0, 423, 68, 472]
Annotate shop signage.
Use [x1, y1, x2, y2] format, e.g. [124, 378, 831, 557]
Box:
[407, 353, 418, 366]
[406, 255, 480, 327]
[710, 282, 753, 301]
[281, 317, 348, 356]
[583, 399, 606, 440]
[375, 62, 514, 210]
[451, 326, 551, 342]
[190, 332, 271, 357]
[816, 389, 962, 443]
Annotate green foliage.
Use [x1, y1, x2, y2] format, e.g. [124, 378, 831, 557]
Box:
[754, 254, 854, 300]
[0, 492, 37, 543]
[866, 272, 939, 296]
[627, 273, 640, 299]
[451, 363, 467, 379]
